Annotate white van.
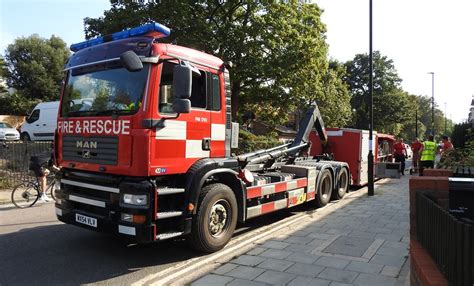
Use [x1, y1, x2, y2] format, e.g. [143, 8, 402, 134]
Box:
[21, 101, 59, 141]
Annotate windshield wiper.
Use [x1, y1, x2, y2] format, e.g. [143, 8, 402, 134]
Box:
[94, 109, 133, 117]
[66, 110, 97, 117]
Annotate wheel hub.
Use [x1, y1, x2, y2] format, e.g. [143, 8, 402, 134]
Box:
[209, 202, 227, 237]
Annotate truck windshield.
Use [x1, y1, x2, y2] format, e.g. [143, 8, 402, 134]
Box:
[61, 62, 149, 117]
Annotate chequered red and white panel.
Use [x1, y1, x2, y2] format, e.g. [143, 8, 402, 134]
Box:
[246, 165, 320, 219]
[246, 178, 308, 199]
[155, 120, 225, 158]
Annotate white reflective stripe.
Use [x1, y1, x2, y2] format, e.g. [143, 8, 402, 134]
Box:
[246, 205, 262, 219]
[274, 198, 288, 210]
[211, 124, 226, 141]
[185, 140, 209, 158]
[327, 130, 343, 136]
[55, 207, 63, 216]
[307, 185, 316, 195]
[61, 179, 119, 193]
[118, 225, 136, 236]
[288, 188, 304, 199]
[286, 180, 297, 190]
[69, 195, 106, 208]
[307, 176, 317, 189]
[261, 185, 275, 196]
[156, 120, 186, 140]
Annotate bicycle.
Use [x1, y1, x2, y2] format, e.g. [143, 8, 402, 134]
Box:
[11, 169, 58, 208]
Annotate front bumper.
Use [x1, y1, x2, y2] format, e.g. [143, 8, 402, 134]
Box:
[56, 206, 155, 243]
[55, 170, 157, 243]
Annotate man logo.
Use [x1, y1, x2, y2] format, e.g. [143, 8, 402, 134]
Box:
[76, 141, 98, 149]
[82, 150, 91, 159]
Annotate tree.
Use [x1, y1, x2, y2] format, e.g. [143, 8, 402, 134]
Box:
[0, 56, 8, 94]
[84, 0, 351, 127]
[344, 51, 411, 134]
[4, 34, 69, 102]
[398, 95, 454, 141]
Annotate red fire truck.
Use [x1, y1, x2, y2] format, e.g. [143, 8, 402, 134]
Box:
[55, 22, 351, 253]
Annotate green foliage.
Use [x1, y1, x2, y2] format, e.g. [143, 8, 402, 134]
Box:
[344, 51, 411, 134]
[435, 121, 473, 169]
[451, 122, 473, 148]
[0, 56, 8, 94]
[84, 0, 351, 127]
[0, 91, 39, 115]
[4, 34, 69, 103]
[237, 129, 280, 155]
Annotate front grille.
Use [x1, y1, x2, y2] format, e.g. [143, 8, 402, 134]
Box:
[62, 135, 118, 165]
[5, 133, 16, 136]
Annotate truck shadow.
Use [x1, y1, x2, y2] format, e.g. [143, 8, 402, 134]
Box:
[0, 223, 199, 285]
[0, 209, 300, 285]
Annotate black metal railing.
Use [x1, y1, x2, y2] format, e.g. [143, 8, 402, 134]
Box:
[416, 191, 474, 286]
[0, 141, 52, 188]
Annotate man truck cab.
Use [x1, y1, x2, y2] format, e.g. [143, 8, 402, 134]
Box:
[21, 101, 59, 141]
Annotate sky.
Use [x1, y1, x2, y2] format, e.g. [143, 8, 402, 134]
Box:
[1, 0, 473, 123]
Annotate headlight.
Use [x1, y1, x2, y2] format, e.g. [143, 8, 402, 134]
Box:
[0, 131, 5, 135]
[122, 194, 148, 206]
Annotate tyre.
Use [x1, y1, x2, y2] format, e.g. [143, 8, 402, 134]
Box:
[11, 182, 39, 208]
[21, 133, 31, 142]
[315, 169, 333, 207]
[332, 167, 349, 200]
[189, 183, 238, 253]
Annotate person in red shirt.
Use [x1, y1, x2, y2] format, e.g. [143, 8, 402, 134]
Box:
[411, 138, 423, 171]
[393, 138, 407, 175]
[440, 135, 454, 155]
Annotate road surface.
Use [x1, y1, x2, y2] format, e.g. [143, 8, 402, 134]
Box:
[0, 201, 297, 285]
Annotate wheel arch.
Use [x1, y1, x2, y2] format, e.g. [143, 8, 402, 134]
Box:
[185, 158, 244, 221]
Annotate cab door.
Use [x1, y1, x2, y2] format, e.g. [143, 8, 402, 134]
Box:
[151, 61, 212, 175]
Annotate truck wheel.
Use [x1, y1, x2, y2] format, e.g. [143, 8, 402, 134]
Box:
[315, 169, 333, 207]
[189, 183, 237, 253]
[21, 133, 31, 142]
[332, 167, 349, 200]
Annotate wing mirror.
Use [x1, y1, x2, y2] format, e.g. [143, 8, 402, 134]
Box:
[120, 51, 143, 72]
[172, 61, 199, 114]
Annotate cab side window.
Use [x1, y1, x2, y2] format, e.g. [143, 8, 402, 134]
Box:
[159, 61, 208, 113]
[210, 73, 221, 111]
[27, 109, 40, 123]
[190, 70, 207, 109]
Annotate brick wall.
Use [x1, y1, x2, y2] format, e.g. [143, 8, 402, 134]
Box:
[409, 169, 451, 286]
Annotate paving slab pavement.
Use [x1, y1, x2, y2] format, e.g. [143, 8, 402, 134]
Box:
[192, 175, 411, 286]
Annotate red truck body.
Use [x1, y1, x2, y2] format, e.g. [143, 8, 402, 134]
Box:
[309, 128, 396, 186]
[54, 23, 357, 252]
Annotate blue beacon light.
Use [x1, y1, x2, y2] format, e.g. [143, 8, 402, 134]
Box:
[70, 22, 171, 52]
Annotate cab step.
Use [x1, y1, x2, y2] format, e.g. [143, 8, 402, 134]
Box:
[156, 231, 184, 240]
[157, 188, 185, 195]
[157, 211, 183, 219]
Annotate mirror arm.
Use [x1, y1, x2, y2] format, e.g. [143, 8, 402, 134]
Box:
[142, 114, 180, 129]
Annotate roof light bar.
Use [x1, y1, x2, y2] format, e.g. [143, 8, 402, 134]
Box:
[70, 22, 171, 52]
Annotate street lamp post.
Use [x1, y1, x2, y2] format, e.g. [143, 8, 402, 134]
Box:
[368, 0, 374, 196]
[428, 72, 435, 135]
[444, 102, 447, 135]
[415, 108, 418, 138]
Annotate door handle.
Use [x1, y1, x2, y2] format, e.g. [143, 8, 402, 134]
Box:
[43, 124, 46, 126]
[202, 138, 211, 151]
[35, 124, 40, 126]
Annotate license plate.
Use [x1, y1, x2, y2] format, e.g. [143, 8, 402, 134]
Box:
[75, 213, 97, 228]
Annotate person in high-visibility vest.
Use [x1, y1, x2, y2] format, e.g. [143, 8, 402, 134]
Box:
[419, 134, 436, 176]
